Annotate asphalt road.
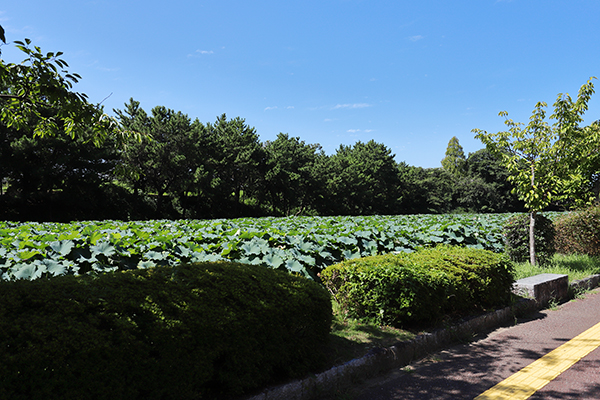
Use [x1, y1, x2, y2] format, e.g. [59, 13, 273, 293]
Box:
[341, 288, 600, 400]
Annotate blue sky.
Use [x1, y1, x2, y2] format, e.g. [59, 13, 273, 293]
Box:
[1, 0, 599, 168]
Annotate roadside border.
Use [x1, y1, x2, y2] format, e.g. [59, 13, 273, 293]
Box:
[245, 274, 600, 400]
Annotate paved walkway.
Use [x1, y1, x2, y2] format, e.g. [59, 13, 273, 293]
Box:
[343, 288, 600, 400]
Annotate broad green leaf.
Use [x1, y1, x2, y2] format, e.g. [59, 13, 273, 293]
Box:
[263, 253, 285, 268]
[90, 242, 116, 257]
[17, 249, 41, 260]
[12, 264, 43, 280]
[285, 259, 304, 272]
[49, 240, 74, 256]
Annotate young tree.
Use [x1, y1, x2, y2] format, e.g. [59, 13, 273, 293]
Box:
[473, 78, 599, 265]
[441, 136, 466, 176]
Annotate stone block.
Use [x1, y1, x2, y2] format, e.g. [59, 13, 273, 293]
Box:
[513, 273, 568, 305]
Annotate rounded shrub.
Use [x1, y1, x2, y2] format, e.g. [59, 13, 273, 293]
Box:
[503, 213, 555, 266]
[0, 262, 332, 400]
[554, 206, 600, 256]
[320, 245, 514, 327]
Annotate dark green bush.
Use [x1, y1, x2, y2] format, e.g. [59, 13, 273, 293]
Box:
[503, 213, 555, 266]
[554, 206, 600, 256]
[319, 245, 514, 327]
[0, 262, 332, 400]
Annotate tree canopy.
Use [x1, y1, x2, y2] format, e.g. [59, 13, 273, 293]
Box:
[473, 77, 599, 264]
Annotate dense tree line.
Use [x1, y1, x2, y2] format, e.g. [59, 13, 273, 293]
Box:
[0, 99, 527, 221]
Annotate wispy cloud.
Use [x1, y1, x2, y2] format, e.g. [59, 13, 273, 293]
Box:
[332, 103, 372, 110]
[264, 106, 278, 111]
[408, 35, 424, 42]
[187, 49, 214, 58]
[347, 128, 375, 133]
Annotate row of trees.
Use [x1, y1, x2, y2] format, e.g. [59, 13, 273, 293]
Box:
[2, 28, 599, 272]
[0, 95, 525, 221]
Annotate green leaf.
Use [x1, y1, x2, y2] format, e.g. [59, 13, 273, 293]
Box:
[17, 249, 41, 260]
[90, 242, 115, 257]
[144, 250, 166, 260]
[342, 249, 361, 260]
[263, 253, 285, 268]
[49, 240, 74, 256]
[43, 259, 68, 276]
[138, 260, 156, 269]
[285, 259, 304, 272]
[88, 230, 104, 245]
[12, 264, 42, 280]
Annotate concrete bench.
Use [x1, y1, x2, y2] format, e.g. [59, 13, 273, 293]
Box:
[513, 273, 569, 305]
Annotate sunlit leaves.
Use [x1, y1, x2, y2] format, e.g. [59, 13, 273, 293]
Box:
[0, 214, 531, 281]
[1, 36, 137, 146]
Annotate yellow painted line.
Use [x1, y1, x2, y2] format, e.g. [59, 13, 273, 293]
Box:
[474, 321, 600, 400]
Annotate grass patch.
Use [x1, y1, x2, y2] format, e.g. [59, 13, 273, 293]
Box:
[323, 301, 415, 368]
[513, 253, 600, 281]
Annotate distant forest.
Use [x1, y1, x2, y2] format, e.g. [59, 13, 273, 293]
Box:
[0, 98, 528, 222]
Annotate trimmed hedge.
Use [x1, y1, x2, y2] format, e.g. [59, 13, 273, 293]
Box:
[0, 262, 332, 400]
[319, 245, 514, 327]
[503, 213, 555, 266]
[554, 206, 600, 256]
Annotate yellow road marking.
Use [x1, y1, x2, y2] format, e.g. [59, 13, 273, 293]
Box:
[474, 321, 600, 400]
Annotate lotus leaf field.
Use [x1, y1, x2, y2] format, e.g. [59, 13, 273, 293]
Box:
[0, 213, 559, 281]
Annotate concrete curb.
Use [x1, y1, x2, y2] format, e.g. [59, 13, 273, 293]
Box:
[245, 274, 600, 400]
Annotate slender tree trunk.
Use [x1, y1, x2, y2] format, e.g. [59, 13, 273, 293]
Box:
[529, 163, 537, 265]
[529, 210, 537, 265]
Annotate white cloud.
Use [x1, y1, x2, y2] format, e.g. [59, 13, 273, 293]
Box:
[187, 49, 214, 58]
[409, 35, 424, 42]
[332, 103, 371, 110]
[286, 106, 294, 109]
[347, 129, 360, 133]
[264, 106, 278, 111]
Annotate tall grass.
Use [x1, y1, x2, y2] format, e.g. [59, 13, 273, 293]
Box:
[513, 254, 600, 281]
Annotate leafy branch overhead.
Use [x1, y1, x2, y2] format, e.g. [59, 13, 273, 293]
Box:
[0, 29, 138, 145]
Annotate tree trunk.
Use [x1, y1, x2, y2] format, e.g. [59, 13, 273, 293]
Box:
[530, 210, 537, 265]
[529, 162, 537, 266]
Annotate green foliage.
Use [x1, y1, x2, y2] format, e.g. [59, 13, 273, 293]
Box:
[441, 136, 466, 177]
[263, 133, 324, 216]
[320, 245, 514, 327]
[321, 140, 401, 215]
[115, 99, 205, 217]
[554, 206, 600, 256]
[473, 78, 599, 264]
[0, 120, 119, 196]
[0, 261, 332, 399]
[473, 78, 599, 213]
[503, 213, 556, 266]
[0, 38, 135, 145]
[462, 148, 523, 212]
[0, 214, 524, 281]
